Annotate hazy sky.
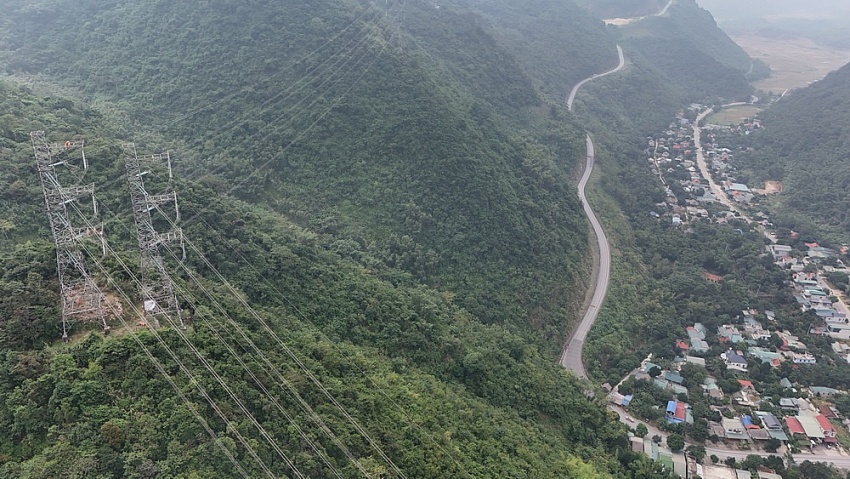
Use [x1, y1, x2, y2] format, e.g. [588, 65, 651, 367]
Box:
[696, 0, 850, 22]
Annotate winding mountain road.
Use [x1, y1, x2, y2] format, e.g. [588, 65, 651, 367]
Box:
[560, 45, 625, 378]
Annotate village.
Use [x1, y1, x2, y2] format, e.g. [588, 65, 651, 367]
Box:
[608, 104, 850, 478]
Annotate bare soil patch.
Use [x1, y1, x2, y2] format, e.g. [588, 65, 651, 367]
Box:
[753, 180, 783, 195]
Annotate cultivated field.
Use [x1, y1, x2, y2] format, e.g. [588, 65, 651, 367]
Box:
[706, 105, 762, 125]
[732, 34, 850, 93]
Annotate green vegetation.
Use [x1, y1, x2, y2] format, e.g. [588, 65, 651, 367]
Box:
[0, 0, 625, 351]
[618, 0, 763, 101]
[0, 0, 770, 475]
[733, 62, 850, 239]
[0, 80, 680, 477]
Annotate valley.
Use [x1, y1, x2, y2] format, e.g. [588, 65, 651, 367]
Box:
[732, 34, 850, 93]
[1, 0, 849, 478]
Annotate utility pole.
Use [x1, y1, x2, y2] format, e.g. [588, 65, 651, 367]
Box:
[124, 143, 185, 329]
[31, 131, 108, 340]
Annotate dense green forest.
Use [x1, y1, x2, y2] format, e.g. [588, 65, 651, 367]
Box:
[617, 0, 766, 101]
[732, 62, 850, 239]
[0, 0, 619, 350]
[0, 79, 679, 477]
[0, 0, 706, 476]
[0, 0, 773, 475]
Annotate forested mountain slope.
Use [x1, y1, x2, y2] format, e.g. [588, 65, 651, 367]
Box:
[0, 0, 613, 347]
[736, 62, 850, 237]
[572, 0, 667, 19]
[618, 0, 766, 101]
[0, 81, 674, 477]
[0, 0, 764, 475]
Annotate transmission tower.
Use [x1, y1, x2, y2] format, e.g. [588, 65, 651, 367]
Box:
[31, 131, 108, 340]
[124, 143, 185, 329]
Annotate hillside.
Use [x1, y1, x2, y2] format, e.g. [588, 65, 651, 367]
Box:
[0, 0, 614, 348]
[734, 62, 850, 238]
[572, 0, 667, 19]
[0, 81, 674, 477]
[618, 0, 765, 101]
[0, 0, 769, 475]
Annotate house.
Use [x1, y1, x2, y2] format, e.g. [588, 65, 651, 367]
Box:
[737, 380, 756, 393]
[785, 416, 806, 437]
[791, 352, 817, 364]
[722, 417, 748, 440]
[703, 272, 723, 283]
[722, 349, 748, 371]
[675, 339, 690, 351]
[749, 347, 782, 366]
[691, 338, 710, 353]
[725, 182, 751, 193]
[810, 386, 839, 397]
[736, 469, 753, 479]
[685, 355, 706, 367]
[744, 325, 771, 342]
[797, 415, 829, 442]
[778, 331, 807, 350]
[718, 325, 744, 344]
[703, 377, 724, 400]
[642, 362, 661, 374]
[741, 415, 761, 430]
[832, 342, 850, 363]
[826, 323, 850, 340]
[819, 405, 840, 419]
[687, 325, 709, 353]
[780, 377, 793, 389]
[780, 398, 800, 412]
[666, 400, 691, 424]
[757, 412, 789, 441]
[664, 371, 685, 385]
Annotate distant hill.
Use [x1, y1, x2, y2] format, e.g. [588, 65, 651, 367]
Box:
[736, 61, 850, 237]
[620, 0, 767, 99]
[572, 0, 667, 19]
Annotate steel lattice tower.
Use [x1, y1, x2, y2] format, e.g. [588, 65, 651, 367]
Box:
[124, 143, 185, 329]
[31, 131, 108, 340]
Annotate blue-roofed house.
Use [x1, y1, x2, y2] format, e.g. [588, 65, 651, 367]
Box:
[666, 400, 689, 424]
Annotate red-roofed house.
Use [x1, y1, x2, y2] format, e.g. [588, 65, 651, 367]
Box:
[737, 379, 756, 393]
[786, 417, 805, 436]
[816, 414, 837, 443]
[676, 340, 690, 351]
[820, 405, 840, 419]
[704, 272, 723, 283]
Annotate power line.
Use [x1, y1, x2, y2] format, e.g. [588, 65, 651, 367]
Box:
[43, 157, 297, 477]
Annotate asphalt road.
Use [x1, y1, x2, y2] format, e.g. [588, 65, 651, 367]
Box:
[657, 0, 675, 17]
[566, 45, 625, 111]
[560, 45, 624, 378]
[692, 108, 750, 221]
